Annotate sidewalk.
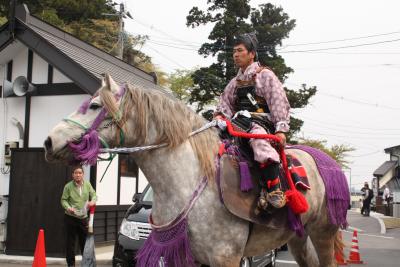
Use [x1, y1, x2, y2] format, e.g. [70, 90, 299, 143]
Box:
[0, 243, 114, 265]
[351, 208, 400, 234]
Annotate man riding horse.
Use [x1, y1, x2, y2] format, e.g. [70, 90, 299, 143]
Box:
[214, 32, 290, 211]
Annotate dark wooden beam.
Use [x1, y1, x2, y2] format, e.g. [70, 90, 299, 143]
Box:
[7, 60, 12, 81]
[1, 83, 86, 97]
[47, 64, 53, 84]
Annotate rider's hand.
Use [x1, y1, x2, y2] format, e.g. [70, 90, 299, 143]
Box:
[214, 114, 224, 121]
[275, 132, 286, 147]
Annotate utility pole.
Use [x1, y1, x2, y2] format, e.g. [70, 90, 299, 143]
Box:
[103, 2, 133, 59]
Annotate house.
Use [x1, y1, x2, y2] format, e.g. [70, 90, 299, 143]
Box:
[0, 4, 157, 256]
[373, 145, 400, 194]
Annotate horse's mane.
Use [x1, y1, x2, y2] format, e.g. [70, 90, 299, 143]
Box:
[100, 84, 219, 181]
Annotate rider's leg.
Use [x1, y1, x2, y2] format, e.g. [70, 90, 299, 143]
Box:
[259, 162, 286, 209]
[249, 123, 285, 209]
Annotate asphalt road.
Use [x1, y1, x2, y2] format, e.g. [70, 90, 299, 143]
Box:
[2, 210, 399, 267]
[276, 210, 400, 267]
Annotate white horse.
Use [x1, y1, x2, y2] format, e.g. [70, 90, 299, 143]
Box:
[45, 74, 348, 267]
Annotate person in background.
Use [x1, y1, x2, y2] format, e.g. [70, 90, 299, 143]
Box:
[61, 165, 97, 267]
[360, 182, 373, 216]
[383, 185, 391, 215]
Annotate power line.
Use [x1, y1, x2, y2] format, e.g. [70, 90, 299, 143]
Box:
[293, 51, 400, 55]
[350, 151, 382, 157]
[279, 38, 400, 53]
[305, 130, 399, 140]
[281, 30, 400, 47]
[294, 63, 400, 70]
[318, 92, 400, 110]
[299, 114, 400, 131]
[303, 120, 400, 135]
[286, 82, 400, 111]
[144, 44, 186, 69]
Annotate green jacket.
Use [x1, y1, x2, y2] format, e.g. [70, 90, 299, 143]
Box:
[61, 180, 97, 219]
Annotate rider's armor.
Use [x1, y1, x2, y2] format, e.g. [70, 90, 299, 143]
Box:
[232, 82, 275, 134]
[233, 85, 270, 114]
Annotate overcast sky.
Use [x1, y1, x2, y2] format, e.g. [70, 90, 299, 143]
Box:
[119, 0, 400, 189]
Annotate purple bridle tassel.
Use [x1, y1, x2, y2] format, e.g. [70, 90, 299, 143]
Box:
[239, 161, 253, 192]
[68, 129, 101, 165]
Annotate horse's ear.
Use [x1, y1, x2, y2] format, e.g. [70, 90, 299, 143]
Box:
[103, 73, 119, 93]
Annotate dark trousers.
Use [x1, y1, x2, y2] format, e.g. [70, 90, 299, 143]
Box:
[64, 214, 88, 266]
[362, 199, 371, 216]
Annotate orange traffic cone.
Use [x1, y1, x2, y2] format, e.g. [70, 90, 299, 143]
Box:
[347, 230, 364, 264]
[335, 231, 347, 265]
[32, 229, 46, 267]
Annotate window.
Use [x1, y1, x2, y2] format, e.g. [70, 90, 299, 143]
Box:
[120, 154, 138, 178]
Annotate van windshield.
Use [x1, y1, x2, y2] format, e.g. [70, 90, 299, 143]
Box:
[142, 187, 153, 202]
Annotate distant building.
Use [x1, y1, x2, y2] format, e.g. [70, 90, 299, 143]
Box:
[373, 145, 400, 194]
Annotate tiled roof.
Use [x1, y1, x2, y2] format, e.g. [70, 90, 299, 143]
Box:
[373, 161, 397, 177]
[10, 4, 167, 95]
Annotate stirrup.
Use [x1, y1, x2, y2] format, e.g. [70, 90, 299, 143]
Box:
[257, 189, 269, 210]
[266, 189, 286, 209]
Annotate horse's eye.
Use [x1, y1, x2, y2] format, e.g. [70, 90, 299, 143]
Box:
[89, 103, 101, 110]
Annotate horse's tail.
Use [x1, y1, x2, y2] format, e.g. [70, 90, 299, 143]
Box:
[334, 229, 345, 258]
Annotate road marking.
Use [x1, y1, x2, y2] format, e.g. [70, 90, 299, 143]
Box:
[348, 225, 364, 233]
[276, 259, 297, 264]
[343, 230, 394, 239]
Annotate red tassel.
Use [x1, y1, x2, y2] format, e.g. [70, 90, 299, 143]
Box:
[285, 190, 309, 214]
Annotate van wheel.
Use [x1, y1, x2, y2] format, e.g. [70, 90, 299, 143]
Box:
[240, 257, 251, 267]
[266, 249, 276, 267]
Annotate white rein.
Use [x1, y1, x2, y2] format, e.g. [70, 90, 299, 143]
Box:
[99, 120, 226, 154]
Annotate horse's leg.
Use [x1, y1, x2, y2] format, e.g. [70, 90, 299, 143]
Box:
[288, 234, 319, 267]
[208, 255, 241, 267]
[309, 226, 339, 267]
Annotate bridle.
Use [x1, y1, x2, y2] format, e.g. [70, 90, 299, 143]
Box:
[62, 85, 127, 165]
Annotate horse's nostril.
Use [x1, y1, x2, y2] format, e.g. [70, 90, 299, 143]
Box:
[44, 137, 52, 151]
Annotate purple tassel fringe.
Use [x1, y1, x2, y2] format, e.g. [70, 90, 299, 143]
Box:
[69, 130, 100, 165]
[239, 161, 253, 191]
[289, 145, 350, 228]
[136, 218, 195, 267]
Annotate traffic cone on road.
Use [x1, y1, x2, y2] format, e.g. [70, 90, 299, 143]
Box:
[32, 229, 46, 267]
[347, 230, 364, 264]
[335, 231, 347, 265]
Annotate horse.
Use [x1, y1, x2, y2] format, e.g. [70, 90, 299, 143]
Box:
[44, 74, 348, 267]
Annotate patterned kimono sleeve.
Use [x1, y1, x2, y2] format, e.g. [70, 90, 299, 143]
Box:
[259, 70, 290, 133]
[214, 78, 236, 118]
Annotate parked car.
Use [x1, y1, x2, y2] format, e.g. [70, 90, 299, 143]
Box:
[112, 185, 277, 267]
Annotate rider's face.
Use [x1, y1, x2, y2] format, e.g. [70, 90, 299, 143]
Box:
[233, 44, 255, 70]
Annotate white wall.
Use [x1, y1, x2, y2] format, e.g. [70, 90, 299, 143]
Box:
[29, 94, 88, 147]
[31, 53, 48, 84]
[119, 176, 136, 205]
[0, 62, 26, 195]
[96, 155, 119, 205]
[53, 67, 72, 83]
[138, 169, 148, 193]
[11, 48, 28, 80]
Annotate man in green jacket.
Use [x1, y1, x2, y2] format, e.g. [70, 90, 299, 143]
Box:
[61, 165, 97, 267]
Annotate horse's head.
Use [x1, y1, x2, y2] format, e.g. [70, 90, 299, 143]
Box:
[44, 74, 127, 164]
